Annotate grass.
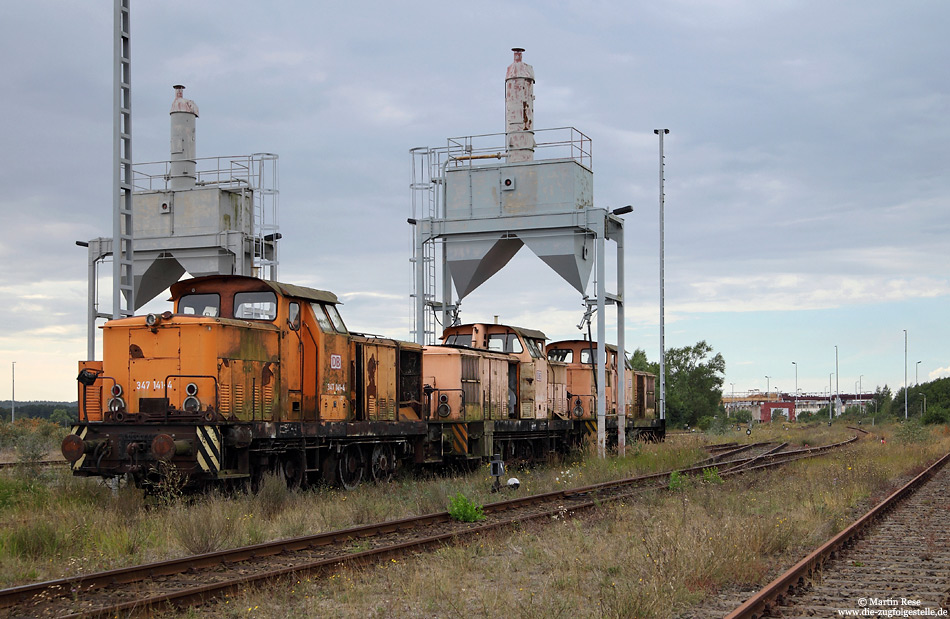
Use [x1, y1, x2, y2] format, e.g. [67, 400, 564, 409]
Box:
[0, 433, 703, 589]
[0, 421, 947, 617]
[173, 422, 950, 618]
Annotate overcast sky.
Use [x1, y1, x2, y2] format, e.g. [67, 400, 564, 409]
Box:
[2, 1, 948, 403]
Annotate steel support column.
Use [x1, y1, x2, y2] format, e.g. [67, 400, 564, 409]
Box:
[596, 232, 606, 458]
[615, 221, 625, 456]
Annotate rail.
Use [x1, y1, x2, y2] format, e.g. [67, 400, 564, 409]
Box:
[725, 450, 950, 618]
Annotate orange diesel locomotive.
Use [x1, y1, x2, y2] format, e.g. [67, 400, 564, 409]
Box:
[62, 275, 662, 493]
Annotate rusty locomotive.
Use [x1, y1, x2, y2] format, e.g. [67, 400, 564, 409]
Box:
[62, 274, 663, 492]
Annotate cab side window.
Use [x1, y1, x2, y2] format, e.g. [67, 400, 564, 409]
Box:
[234, 292, 278, 321]
[288, 302, 300, 331]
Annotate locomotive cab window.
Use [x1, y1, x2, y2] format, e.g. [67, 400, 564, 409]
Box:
[580, 348, 604, 365]
[445, 333, 472, 347]
[288, 302, 301, 331]
[179, 293, 220, 317]
[310, 303, 333, 332]
[548, 349, 573, 363]
[488, 332, 523, 354]
[325, 304, 348, 334]
[524, 337, 543, 359]
[234, 291, 278, 321]
[311, 302, 348, 333]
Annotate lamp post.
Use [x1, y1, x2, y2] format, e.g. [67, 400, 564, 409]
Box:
[859, 375, 863, 413]
[729, 382, 735, 417]
[903, 330, 908, 420]
[828, 373, 834, 420]
[792, 361, 798, 401]
[834, 345, 839, 417]
[916, 361, 921, 386]
[655, 128, 669, 426]
[10, 362, 14, 423]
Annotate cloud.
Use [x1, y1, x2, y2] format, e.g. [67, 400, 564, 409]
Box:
[929, 367, 950, 381]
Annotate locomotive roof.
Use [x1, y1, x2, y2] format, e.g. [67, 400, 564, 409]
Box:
[170, 275, 340, 305]
[547, 339, 619, 353]
[448, 323, 548, 341]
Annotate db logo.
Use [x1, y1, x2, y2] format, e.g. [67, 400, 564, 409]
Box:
[330, 354, 342, 370]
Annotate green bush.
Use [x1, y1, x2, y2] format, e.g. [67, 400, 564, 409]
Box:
[921, 405, 949, 426]
[895, 420, 929, 444]
[701, 467, 723, 484]
[731, 409, 753, 423]
[447, 492, 485, 522]
[668, 470, 686, 492]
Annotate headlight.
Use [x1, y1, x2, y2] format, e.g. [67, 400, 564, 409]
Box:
[437, 393, 451, 418]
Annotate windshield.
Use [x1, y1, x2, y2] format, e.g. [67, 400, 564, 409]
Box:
[179, 293, 220, 317]
[445, 333, 473, 347]
[524, 338, 543, 359]
[548, 349, 572, 363]
[487, 332, 523, 354]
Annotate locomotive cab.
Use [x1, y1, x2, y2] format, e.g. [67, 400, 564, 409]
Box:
[441, 323, 550, 421]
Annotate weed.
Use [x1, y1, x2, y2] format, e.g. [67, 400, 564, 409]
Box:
[2, 519, 74, 559]
[701, 467, 724, 485]
[447, 492, 485, 522]
[142, 461, 186, 505]
[254, 473, 290, 519]
[668, 470, 686, 491]
[171, 495, 242, 555]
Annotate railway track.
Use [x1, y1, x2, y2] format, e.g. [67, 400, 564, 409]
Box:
[0, 459, 63, 470]
[0, 436, 857, 618]
[726, 450, 950, 618]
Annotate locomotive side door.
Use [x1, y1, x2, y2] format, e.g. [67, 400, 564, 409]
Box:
[310, 302, 350, 421]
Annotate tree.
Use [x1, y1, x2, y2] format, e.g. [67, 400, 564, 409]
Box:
[50, 408, 75, 427]
[664, 341, 725, 427]
[629, 348, 658, 374]
[869, 385, 893, 417]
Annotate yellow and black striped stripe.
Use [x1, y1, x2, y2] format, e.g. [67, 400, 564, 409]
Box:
[195, 425, 222, 474]
[584, 420, 597, 436]
[70, 425, 88, 470]
[451, 423, 468, 455]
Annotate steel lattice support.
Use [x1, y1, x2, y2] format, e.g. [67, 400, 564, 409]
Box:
[113, 0, 134, 319]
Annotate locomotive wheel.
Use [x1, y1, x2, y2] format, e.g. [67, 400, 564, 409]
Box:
[370, 444, 394, 483]
[337, 445, 365, 490]
[282, 451, 305, 490]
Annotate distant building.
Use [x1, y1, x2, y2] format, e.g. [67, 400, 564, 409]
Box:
[760, 401, 795, 422]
